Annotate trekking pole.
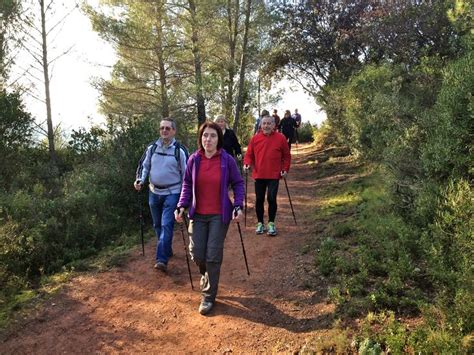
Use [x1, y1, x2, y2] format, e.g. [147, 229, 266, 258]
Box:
[179, 213, 194, 290]
[138, 190, 145, 256]
[244, 170, 248, 227]
[236, 221, 250, 276]
[238, 157, 243, 176]
[283, 176, 297, 225]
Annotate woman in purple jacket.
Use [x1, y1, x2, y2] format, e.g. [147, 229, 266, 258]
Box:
[175, 121, 244, 315]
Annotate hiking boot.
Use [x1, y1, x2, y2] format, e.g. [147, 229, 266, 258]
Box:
[198, 300, 214, 315]
[255, 222, 264, 234]
[154, 261, 167, 272]
[267, 222, 277, 236]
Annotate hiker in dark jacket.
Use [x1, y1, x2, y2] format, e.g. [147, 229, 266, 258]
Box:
[272, 109, 281, 128]
[214, 114, 242, 160]
[175, 121, 244, 316]
[134, 118, 187, 272]
[279, 110, 298, 150]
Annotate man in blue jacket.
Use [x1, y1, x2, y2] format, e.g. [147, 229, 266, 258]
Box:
[134, 118, 187, 272]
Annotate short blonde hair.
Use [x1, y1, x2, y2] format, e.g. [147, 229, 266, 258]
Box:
[214, 114, 229, 128]
[214, 114, 226, 123]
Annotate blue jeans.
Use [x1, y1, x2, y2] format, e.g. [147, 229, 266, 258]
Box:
[149, 192, 180, 264]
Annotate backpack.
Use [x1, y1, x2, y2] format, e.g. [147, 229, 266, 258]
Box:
[150, 140, 189, 178]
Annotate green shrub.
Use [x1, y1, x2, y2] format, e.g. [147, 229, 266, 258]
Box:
[296, 121, 315, 143]
[313, 120, 341, 149]
[420, 50, 473, 182]
[316, 237, 338, 276]
[421, 179, 473, 333]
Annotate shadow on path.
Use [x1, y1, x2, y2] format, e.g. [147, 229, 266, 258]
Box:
[213, 295, 333, 333]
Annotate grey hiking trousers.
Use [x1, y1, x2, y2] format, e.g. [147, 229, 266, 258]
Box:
[188, 214, 229, 303]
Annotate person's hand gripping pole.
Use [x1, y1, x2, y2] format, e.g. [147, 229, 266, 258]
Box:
[175, 207, 194, 290]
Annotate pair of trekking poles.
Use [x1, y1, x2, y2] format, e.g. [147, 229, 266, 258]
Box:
[137, 169, 297, 289]
[138, 190, 250, 291]
[243, 170, 297, 227]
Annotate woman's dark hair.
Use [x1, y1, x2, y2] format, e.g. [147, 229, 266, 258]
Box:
[198, 121, 224, 150]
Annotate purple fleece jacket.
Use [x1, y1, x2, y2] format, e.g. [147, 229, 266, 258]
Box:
[177, 149, 244, 224]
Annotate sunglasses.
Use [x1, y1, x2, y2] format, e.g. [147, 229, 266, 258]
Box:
[160, 126, 172, 131]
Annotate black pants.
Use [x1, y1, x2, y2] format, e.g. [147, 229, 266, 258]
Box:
[254, 179, 280, 223]
[283, 134, 293, 151]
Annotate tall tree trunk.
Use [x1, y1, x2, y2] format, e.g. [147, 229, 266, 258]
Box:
[224, 0, 239, 120]
[154, 0, 169, 117]
[233, 0, 251, 134]
[40, 0, 57, 166]
[0, 28, 5, 89]
[188, 0, 206, 127]
[257, 72, 260, 115]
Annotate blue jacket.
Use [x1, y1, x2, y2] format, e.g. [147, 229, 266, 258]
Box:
[177, 149, 244, 224]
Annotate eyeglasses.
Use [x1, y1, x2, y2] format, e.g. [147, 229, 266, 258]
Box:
[160, 126, 172, 131]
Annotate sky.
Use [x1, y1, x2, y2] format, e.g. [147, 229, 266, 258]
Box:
[10, 1, 326, 133]
[270, 80, 326, 126]
[10, 1, 115, 131]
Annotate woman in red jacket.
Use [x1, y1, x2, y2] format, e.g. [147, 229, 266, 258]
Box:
[243, 114, 291, 236]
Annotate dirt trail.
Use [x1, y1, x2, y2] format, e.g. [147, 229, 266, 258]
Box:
[1, 143, 345, 353]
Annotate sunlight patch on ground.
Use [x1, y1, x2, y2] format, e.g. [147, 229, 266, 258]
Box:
[318, 193, 362, 217]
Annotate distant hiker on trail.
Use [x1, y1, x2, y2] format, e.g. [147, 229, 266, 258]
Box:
[243, 115, 291, 236]
[292, 108, 302, 128]
[134, 118, 188, 273]
[292, 108, 302, 144]
[254, 109, 269, 134]
[279, 110, 298, 150]
[272, 109, 281, 128]
[214, 114, 242, 160]
[175, 121, 244, 315]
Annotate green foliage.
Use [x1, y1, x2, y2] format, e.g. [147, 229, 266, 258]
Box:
[86, 0, 270, 128]
[295, 121, 314, 143]
[420, 49, 473, 181]
[312, 120, 341, 149]
[300, 327, 351, 353]
[68, 126, 105, 158]
[421, 179, 474, 334]
[352, 309, 470, 353]
[358, 338, 382, 355]
[0, 117, 159, 313]
[316, 237, 337, 276]
[0, 91, 35, 189]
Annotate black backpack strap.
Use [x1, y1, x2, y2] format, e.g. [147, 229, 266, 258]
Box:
[174, 142, 183, 178]
[149, 140, 186, 178]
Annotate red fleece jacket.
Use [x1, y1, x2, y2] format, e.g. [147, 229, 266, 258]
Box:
[244, 131, 291, 179]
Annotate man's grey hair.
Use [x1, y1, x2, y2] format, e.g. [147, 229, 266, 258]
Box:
[161, 117, 176, 130]
[262, 115, 275, 124]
